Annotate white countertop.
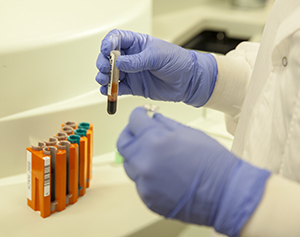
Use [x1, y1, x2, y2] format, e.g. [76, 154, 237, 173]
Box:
[0, 153, 160, 237]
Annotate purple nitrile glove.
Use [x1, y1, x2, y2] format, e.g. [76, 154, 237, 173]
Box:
[117, 107, 271, 237]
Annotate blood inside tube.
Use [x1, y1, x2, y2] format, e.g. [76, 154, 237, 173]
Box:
[107, 82, 118, 114]
[107, 50, 120, 115]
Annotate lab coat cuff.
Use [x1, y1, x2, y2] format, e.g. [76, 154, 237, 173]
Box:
[204, 54, 252, 119]
[241, 175, 300, 236]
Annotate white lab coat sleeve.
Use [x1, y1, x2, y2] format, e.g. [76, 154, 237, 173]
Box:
[240, 174, 300, 237]
[204, 42, 260, 135]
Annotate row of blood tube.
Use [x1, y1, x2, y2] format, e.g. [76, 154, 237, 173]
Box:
[26, 121, 93, 218]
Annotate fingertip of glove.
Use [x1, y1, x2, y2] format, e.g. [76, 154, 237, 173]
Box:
[116, 125, 130, 155]
[116, 55, 139, 72]
[96, 72, 109, 85]
[101, 39, 111, 56]
[152, 112, 181, 131]
[101, 47, 109, 57]
[100, 86, 108, 95]
[116, 55, 126, 71]
[128, 107, 152, 135]
[101, 29, 121, 56]
[130, 107, 148, 120]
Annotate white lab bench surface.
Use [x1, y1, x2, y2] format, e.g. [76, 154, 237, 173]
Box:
[0, 153, 159, 237]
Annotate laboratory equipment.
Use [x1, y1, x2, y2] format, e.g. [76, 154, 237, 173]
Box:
[107, 33, 121, 115]
[58, 140, 79, 205]
[78, 123, 94, 187]
[26, 142, 51, 218]
[44, 137, 58, 146]
[61, 126, 74, 135]
[46, 145, 67, 212]
[63, 121, 77, 129]
[182, 30, 249, 54]
[26, 121, 93, 218]
[54, 132, 68, 141]
[73, 129, 88, 196]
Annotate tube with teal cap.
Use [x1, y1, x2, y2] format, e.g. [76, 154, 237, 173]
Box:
[73, 129, 88, 196]
[78, 122, 90, 130]
[77, 123, 93, 188]
[68, 135, 81, 195]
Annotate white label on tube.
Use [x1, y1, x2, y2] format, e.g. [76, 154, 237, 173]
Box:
[27, 151, 32, 200]
[43, 157, 50, 197]
[107, 52, 116, 96]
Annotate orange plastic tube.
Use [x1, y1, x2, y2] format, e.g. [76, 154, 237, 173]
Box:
[69, 142, 79, 204]
[42, 146, 67, 213]
[73, 129, 88, 197]
[78, 123, 93, 188]
[78, 136, 88, 196]
[58, 140, 79, 205]
[54, 148, 67, 212]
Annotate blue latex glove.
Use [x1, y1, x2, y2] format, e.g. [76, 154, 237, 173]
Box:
[117, 107, 271, 237]
[96, 29, 218, 107]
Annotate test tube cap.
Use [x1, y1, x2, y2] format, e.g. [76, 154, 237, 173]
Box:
[68, 134, 81, 144]
[74, 128, 87, 137]
[78, 122, 90, 130]
[64, 121, 76, 129]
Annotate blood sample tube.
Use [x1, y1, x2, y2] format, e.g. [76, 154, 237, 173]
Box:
[107, 33, 121, 115]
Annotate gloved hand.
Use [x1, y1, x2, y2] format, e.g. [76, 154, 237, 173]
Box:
[96, 29, 218, 107]
[117, 107, 271, 237]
